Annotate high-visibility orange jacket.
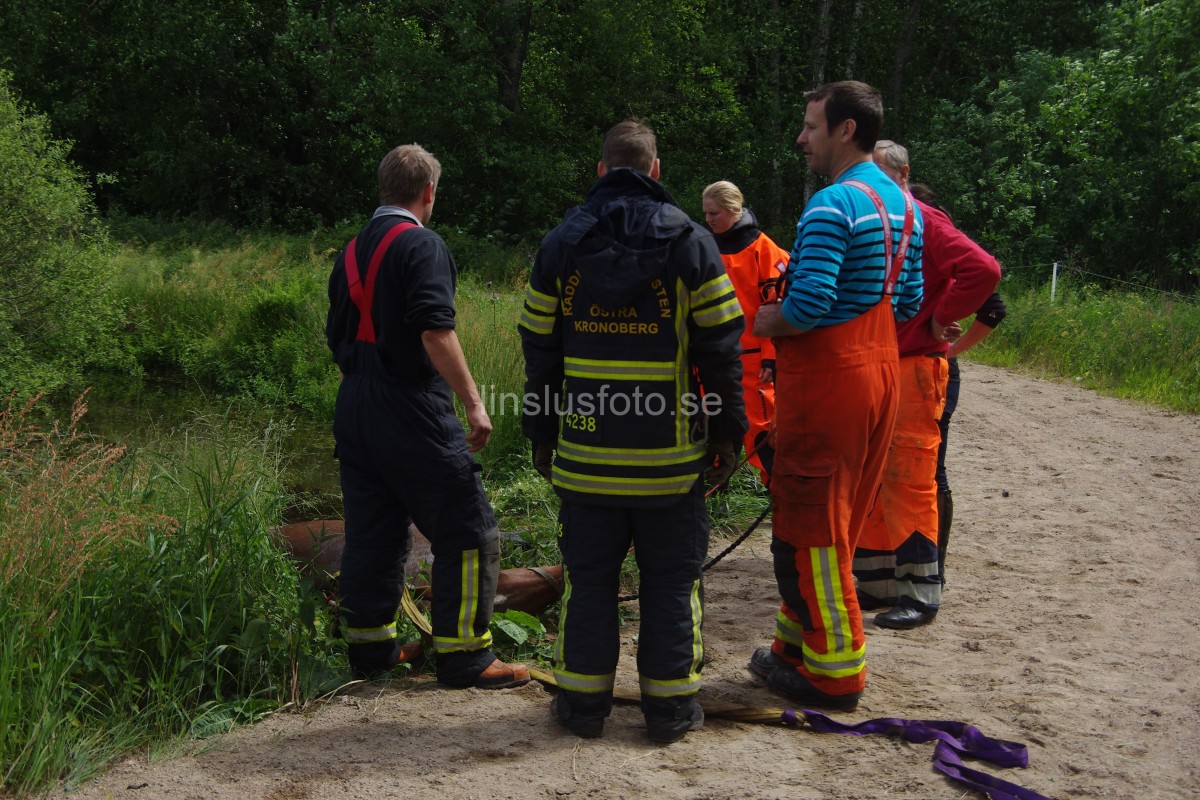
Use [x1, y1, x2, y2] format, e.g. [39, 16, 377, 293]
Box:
[712, 209, 789, 364]
[712, 210, 788, 480]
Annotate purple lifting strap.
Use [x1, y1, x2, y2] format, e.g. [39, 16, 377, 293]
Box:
[780, 709, 1052, 800]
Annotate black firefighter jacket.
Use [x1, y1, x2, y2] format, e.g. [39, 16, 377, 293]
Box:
[519, 168, 748, 508]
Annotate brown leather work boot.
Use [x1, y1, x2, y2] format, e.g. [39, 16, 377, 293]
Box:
[470, 657, 531, 689]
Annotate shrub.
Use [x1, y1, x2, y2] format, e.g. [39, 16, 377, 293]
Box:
[0, 72, 129, 397]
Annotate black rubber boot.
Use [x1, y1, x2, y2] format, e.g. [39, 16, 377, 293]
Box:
[552, 691, 611, 739]
[643, 696, 704, 744]
[937, 489, 953, 587]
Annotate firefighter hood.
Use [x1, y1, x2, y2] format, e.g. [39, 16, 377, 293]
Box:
[557, 168, 694, 310]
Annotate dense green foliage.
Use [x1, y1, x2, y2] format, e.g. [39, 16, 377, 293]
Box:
[106, 223, 1200, 423]
[104, 221, 534, 468]
[108, 221, 346, 416]
[2, 0, 1195, 289]
[102, 216, 1200, 440]
[913, 0, 1200, 291]
[0, 72, 128, 397]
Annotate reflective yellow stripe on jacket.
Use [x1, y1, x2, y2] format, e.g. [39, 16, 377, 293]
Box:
[689, 274, 742, 328]
[563, 357, 676, 382]
[519, 283, 559, 336]
[551, 465, 698, 497]
[556, 440, 706, 467]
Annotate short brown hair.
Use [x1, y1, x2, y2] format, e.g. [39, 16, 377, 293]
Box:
[806, 81, 883, 153]
[378, 144, 441, 205]
[602, 120, 657, 174]
[702, 180, 744, 214]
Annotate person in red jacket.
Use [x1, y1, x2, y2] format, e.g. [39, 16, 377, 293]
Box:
[853, 140, 1002, 629]
[702, 181, 789, 483]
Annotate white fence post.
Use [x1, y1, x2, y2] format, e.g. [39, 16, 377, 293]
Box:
[1051, 261, 1059, 303]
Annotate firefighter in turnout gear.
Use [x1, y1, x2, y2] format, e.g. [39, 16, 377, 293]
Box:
[520, 121, 747, 743]
[853, 141, 1001, 630]
[326, 143, 528, 690]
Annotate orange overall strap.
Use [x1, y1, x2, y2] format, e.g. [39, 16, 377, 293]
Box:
[842, 180, 914, 298]
[344, 221, 417, 343]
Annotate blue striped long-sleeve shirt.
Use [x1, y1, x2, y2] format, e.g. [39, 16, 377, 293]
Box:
[780, 161, 923, 331]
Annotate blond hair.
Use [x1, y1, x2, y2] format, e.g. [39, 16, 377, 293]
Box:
[702, 180, 744, 214]
[378, 144, 441, 205]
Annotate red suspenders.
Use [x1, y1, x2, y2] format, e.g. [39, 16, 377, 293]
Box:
[843, 179, 915, 298]
[343, 221, 417, 343]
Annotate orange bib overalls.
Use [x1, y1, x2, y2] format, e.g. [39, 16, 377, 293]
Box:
[767, 180, 910, 697]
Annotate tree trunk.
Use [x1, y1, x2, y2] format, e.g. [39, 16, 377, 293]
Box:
[844, 0, 865, 78]
[808, 0, 834, 88]
[804, 0, 834, 203]
[493, 0, 532, 114]
[769, 0, 784, 225]
[887, 0, 921, 119]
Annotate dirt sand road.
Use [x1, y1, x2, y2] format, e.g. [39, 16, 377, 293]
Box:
[52, 363, 1200, 800]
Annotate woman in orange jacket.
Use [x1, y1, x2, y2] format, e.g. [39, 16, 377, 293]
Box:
[702, 181, 789, 483]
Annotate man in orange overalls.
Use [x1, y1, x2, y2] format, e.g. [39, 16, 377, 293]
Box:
[853, 141, 1001, 630]
[751, 81, 924, 709]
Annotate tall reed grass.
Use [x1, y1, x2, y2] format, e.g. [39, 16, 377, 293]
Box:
[93, 223, 1200, 461]
[453, 281, 531, 474]
[110, 230, 339, 416]
[0, 395, 344, 794]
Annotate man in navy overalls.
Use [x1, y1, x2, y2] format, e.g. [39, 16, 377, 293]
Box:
[326, 143, 528, 689]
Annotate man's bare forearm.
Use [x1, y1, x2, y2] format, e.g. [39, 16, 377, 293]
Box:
[753, 303, 807, 338]
[948, 321, 996, 358]
[422, 327, 492, 450]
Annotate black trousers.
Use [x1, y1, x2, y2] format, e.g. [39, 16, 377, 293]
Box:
[553, 482, 708, 718]
[936, 356, 961, 493]
[335, 371, 499, 678]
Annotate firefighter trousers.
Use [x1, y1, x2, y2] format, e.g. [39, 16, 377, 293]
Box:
[768, 298, 899, 697]
[335, 371, 500, 679]
[854, 354, 948, 615]
[553, 483, 708, 722]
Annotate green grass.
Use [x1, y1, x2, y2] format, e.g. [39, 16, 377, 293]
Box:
[109, 228, 342, 416]
[452, 281, 531, 474]
[965, 278, 1200, 413]
[106, 223, 535, 466]
[107, 222, 1198, 445]
[0, 395, 346, 794]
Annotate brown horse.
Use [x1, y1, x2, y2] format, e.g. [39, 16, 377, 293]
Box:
[274, 519, 564, 616]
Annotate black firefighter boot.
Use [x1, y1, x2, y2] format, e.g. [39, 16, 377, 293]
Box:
[937, 489, 953, 587]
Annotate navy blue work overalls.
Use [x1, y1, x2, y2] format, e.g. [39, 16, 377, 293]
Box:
[331, 217, 500, 680]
